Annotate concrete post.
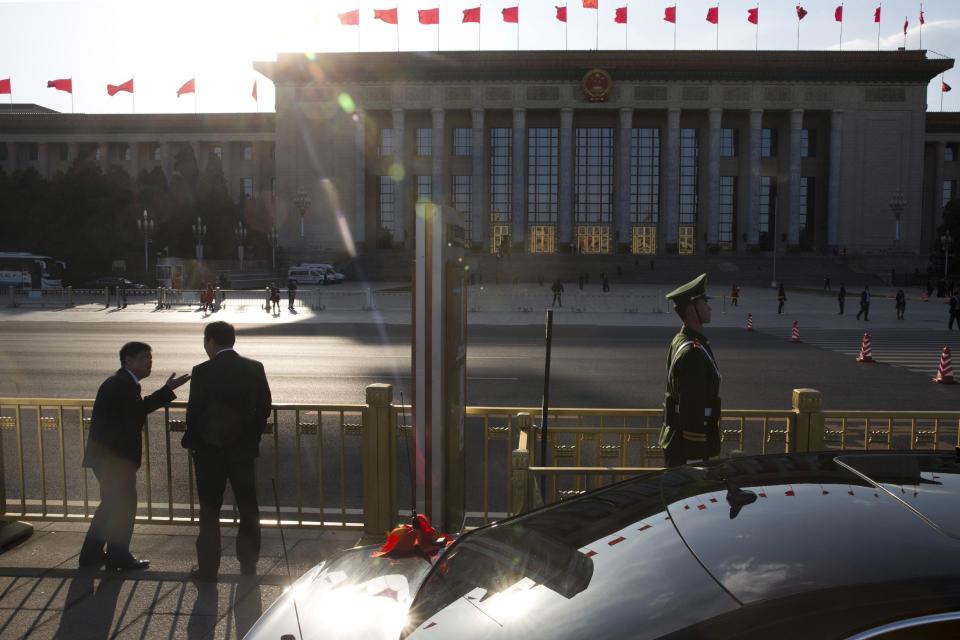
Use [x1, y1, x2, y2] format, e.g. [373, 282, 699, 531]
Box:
[471, 108, 487, 248]
[559, 108, 574, 246]
[787, 109, 804, 247]
[363, 384, 397, 536]
[511, 108, 527, 249]
[748, 109, 764, 246]
[665, 108, 681, 248]
[791, 388, 825, 453]
[707, 108, 723, 249]
[828, 110, 843, 249]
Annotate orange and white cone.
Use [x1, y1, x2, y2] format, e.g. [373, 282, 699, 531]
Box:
[790, 320, 800, 343]
[933, 346, 957, 384]
[856, 332, 876, 363]
[746, 313, 754, 331]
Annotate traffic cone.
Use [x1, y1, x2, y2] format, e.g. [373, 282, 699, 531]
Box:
[856, 332, 876, 363]
[790, 320, 800, 343]
[932, 346, 957, 384]
[746, 313, 753, 331]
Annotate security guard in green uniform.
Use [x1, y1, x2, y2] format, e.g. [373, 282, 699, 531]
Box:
[659, 273, 722, 467]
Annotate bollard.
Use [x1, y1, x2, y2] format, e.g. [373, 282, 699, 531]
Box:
[66, 286, 74, 307]
[104, 287, 109, 307]
[362, 384, 397, 536]
[791, 388, 825, 453]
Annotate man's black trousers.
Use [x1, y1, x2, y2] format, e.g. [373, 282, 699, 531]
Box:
[192, 450, 261, 578]
[80, 459, 138, 564]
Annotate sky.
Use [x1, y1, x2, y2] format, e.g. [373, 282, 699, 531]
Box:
[0, 0, 957, 114]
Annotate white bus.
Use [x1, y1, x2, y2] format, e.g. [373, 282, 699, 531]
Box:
[0, 252, 67, 290]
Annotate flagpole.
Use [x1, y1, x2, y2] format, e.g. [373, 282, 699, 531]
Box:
[716, 3, 720, 51]
[919, 4, 923, 49]
[625, 2, 629, 50]
[755, 3, 759, 51]
[70, 77, 74, 114]
[839, 3, 844, 51]
[673, 5, 677, 50]
[595, 4, 599, 51]
[943, 75, 946, 112]
[903, 16, 907, 49]
[517, 1, 520, 51]
[566, 15, 569, 51]
[131, 75, 135, 114]
[797, 14, 801, 50]
[358, 22, 361, 52]
[437, 23, 440, 51]
[877, 2, 881, 51]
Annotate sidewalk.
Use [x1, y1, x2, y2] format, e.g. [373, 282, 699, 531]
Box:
[0, 521, 363, 640]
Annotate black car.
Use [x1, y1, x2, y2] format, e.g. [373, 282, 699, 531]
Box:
[245, 451, 960, 640]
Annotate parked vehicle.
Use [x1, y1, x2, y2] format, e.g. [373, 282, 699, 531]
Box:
[287, 265, 345, 285]
[0, 252, 67, 289]
[81, 276, 147, 290]
[245, 451, 960, 640]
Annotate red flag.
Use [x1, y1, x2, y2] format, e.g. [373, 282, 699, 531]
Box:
[747, 7, 758, 24]
[874, 7, 881, 23]
[338, 9, 359, 25]
[920, 9, 925, 25]
[796, 5, 808, 20]
[418, 8, 439, 25]
[462, 6, 480, 23]
[252, 79, 258, 102]
[944, 82, 953, 93]
[374, 8, 398, 24]
[107, 78, 133, 96]
[502, 6, 518, 23]
[47, 78, 72, 93]
[0, 78, 11, 95]
[903, 18, 909, 35]
[555, 5, 567, 22]
[835, 5, 843, 22]
[583, 0, 598, 8]
[176, 78, 195, 97]
[706, 6, 718, 24]
[615, 7, 627, 24]
[664, 6, 676, 23]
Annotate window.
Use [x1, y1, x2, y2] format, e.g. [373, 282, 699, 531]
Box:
[630, 128, 660, 225]
[416, 175, 432, 203]
[719, 176, 737, 249]
[720, 128, 738, 157]
[761, 128, 777, 158]
[759, 176, 777, 248]
[453, 128, 472, 156]
[945, 180, 957, 208]
[527, 127, 558, 224]
[18, 143, 39, 162]
[379, 128, 394, 157]
[112, 143, 129, 161]
[243, 145, 253, 161]
[213, 146, 223, 160]
[679, 128, 699, 226]
[490, 127, 512, 223]
[452, 175, 473, 242]
[575, 127, 614, 224]
[379, 176, 395, 235]
[416, 128, 432, 156]
[152, 145, 161, 161]
[94, 146, 102, 162]
[57, 144, 69, 161]
[799, 176, 814, 249]
[945, 143, 959, 162]
[241, 177, 254, 199]
[800, 128, 816, 158]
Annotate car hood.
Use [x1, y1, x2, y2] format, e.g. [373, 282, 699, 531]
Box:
[664, 452, 960, 606]
[244, 547, 434, 640]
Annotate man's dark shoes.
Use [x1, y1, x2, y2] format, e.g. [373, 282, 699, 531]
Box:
[106, 558, 150, 572]
[190, 568, 217, 583]
[78, 552, 107, 568]
[240, 563, 257, 576]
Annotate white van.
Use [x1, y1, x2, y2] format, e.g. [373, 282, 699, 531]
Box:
[287, 265, 345, 285]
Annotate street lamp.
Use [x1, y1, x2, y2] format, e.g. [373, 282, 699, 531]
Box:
[889, 191, 906, 244]
[192, 216, 207, 261]
[267, 224, 280, 273]
[136, 209, 154, 274]
[942, 230, 954, 278]
[234, 221, 247, 272]
[292, 188, 311, 239]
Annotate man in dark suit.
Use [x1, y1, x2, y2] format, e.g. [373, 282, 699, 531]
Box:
[79, 342, 189, 571]
[184, 321, 272, 582]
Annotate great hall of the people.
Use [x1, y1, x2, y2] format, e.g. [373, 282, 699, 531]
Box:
[2, 50, 960, 259]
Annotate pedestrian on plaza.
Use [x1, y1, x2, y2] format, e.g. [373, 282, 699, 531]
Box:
[265, 285, 272, 314]
[578, 273, 584, 290]
[602, 275, 611, 293]
[79, 342, 189, 571]
[895, 289, 906, 320]
[730, 284, 739, 307]
[183, 321, 272, 583]
[118, 282, 127, 309]
[823, 276, 831, 291]
[838, 283, 846, 315]
[856, 285, 871, 321]
[659, 274, 722, 468]
[287, 277, 297, 311]
[949, 291, 960, 330]
[551, 279, 564, 307]
[777, 284, 787, 315]
[270, 284, 281, 315]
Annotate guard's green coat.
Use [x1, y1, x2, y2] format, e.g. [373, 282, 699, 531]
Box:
[659, 326, 722, 457]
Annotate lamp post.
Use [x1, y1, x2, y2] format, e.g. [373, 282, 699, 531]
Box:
[268, 224, 280, 274]
[888, 191, 906, 245]
[942, 230, 954, 278]
[192, 216, 207, 261]
[293, 188, 311, 239]
[234, 221, 247, 272]
[136, 209, 154, 275]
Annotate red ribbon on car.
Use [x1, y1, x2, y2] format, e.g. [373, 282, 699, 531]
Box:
[372, 514, 448, 558]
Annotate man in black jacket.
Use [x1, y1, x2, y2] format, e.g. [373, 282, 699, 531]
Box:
[79, 342, 189, 571]
[184, 321, 272, 582]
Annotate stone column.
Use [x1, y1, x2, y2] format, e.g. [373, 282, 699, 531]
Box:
[130, 142, 140, 177]
[354, 110, 366, 245]
[431, 108, 446, 208]
[190, 141, 201, 171]
[617, 107, 633, 250]
[511, 108, 527, 248]
[220, 141, 232, 194]
[68, 142, 79, 166]
[559, 108, 574, 246]
[706, 108, 722, 248]
[787, 108, 804, 247]
[933, 141, 946, 240]
[748, 109, 764, 245]
[665, 108, 681, 247]
[98, 142, 109, 173]
[37, 143, 49, 178]
[827, 110, 843, 248]
[4, 142, 15, 172]
[160, 141, 172, 180]
[471, 108, 487, 248]
[391, 108, 408, 248]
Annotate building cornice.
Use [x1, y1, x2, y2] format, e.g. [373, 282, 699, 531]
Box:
[0, 111, 275, 135]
